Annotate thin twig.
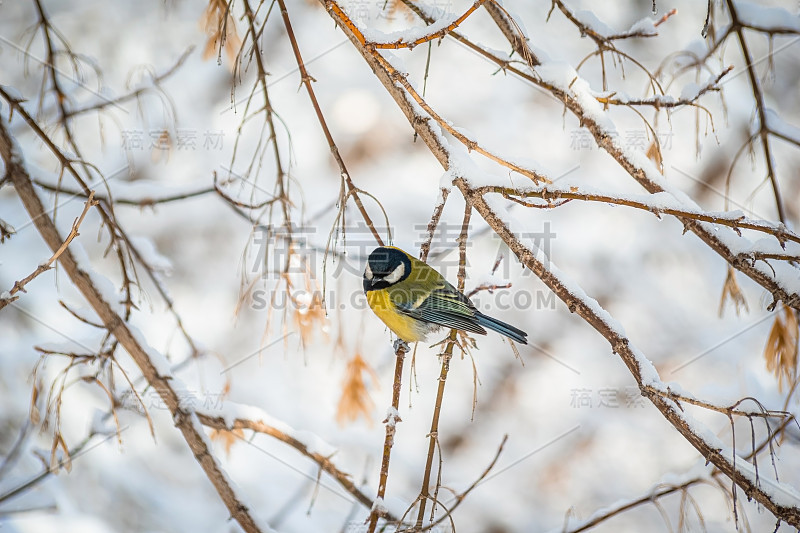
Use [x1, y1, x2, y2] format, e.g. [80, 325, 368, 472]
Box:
[371, 0, 488, 49]
[643, 385, 794, 420]
[240, 0, 293, 234]
[478, 184, 800, 247]
[0, 118, 266, 533]
[32, 178, 215, 207]
[726, 0, 786, 224]
[415, 202, 472, 527]
[278, 0, 385, 246]
[366, 340, 409, 532]
[551, 1, 676, 42]
[0, 430, 101, 505]
[419, 187, 450, 262]
[196, 411, 398, 522]
[598, 66, 732, 108]
[63, 47, 194, 119]
[1, 191, 98, 311]
[421, 434, 508, 531]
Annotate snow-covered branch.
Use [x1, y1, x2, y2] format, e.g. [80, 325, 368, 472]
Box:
[195, 404, 394, 521]
[0, 118, 269, 533]
[318, 2, 800, 524]
[457, 177, 800, 527]
[481, 3, 800, 311]
[478, 184, 800, 250]
[0, 191, 97, 310]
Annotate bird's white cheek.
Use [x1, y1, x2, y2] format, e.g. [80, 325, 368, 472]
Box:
[364, 264, 373, 280]
[383, 263, 405, 284]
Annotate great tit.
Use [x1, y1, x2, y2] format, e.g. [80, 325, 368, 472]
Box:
[363, 246, 528, 344]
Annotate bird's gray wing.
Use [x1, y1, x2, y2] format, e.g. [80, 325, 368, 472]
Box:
[398, 281, 487, 335]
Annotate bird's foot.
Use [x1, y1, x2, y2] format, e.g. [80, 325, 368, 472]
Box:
[393, 339, 410, 354]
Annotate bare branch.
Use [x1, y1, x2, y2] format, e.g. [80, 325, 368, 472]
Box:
[370, 0, 487, 50]
[1, 191, 98, 311]
[196, 410, 398, 522]
[63, 47, 194, 119]
[419, 187, 450, 262]
[414, 202, 472, 527]
[726, 0, 787, 223]
[32, 178, 215, 206]
[366, 340, 409, 532]
[478, 184, 800, 248]
[0, 118, 266, 533]
[277, 0, 386, 246]
[315, 4, 800, 523]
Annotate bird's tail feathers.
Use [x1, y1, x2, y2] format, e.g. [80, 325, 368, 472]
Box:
[475, 312, 528, 344]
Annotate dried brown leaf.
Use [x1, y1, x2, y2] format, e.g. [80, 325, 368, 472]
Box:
[646, 139, 663, 172]
[336, 352, 378, 426]
[718, 266, 749, 317]
[50, 433, 72, 473]
[293, 270, 327, 347]
[764, 304, 799, 392]
[200, 0, 242, 69]
[209, 427, 245, 456]
[29, 381, 41, 425]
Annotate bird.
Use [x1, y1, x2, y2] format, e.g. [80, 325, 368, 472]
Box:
[363, 246, 528, 344]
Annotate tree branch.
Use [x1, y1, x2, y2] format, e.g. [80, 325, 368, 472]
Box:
[196, 410, 397, 522]
[277, 0, 386, 246]
[0, 118, 266, 533]
[366, 340, 409, 532]
[1, 191, 97, 311]
[315, 3, 800, 523]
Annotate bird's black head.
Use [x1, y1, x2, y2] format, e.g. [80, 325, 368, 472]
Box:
[363, 247, 412, 292]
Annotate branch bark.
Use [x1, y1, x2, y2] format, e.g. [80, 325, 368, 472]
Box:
[481, 5, 800, 311]
[0, 119, 266, 533]
[317, 2, 800, 524]
[366, 340, 408, 532]
[395, 0, 800, 311]
[0, 191, 97, 311]
[196, 411, 396, 522]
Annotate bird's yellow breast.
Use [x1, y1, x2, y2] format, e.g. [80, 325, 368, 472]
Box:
[366, 289, 425, 342]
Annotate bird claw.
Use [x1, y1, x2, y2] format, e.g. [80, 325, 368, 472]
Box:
[393, 339, 410, 354]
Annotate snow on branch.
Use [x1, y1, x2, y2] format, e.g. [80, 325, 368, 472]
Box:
[549, 0, 676, 43]
[319, 1, 800, 525]
[598, 66, 733, 108]
[480, 3, 800, 312]
[457, 176, 800, 527]
[0, 118, 269, 533]
[478, 184, 800, 251]
[196, 403, 393, 521]
[338, 0, 488, 50]
[731, 0, 800, 35]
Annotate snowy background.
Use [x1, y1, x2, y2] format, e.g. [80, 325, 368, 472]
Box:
[1, 0, 800, 531]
